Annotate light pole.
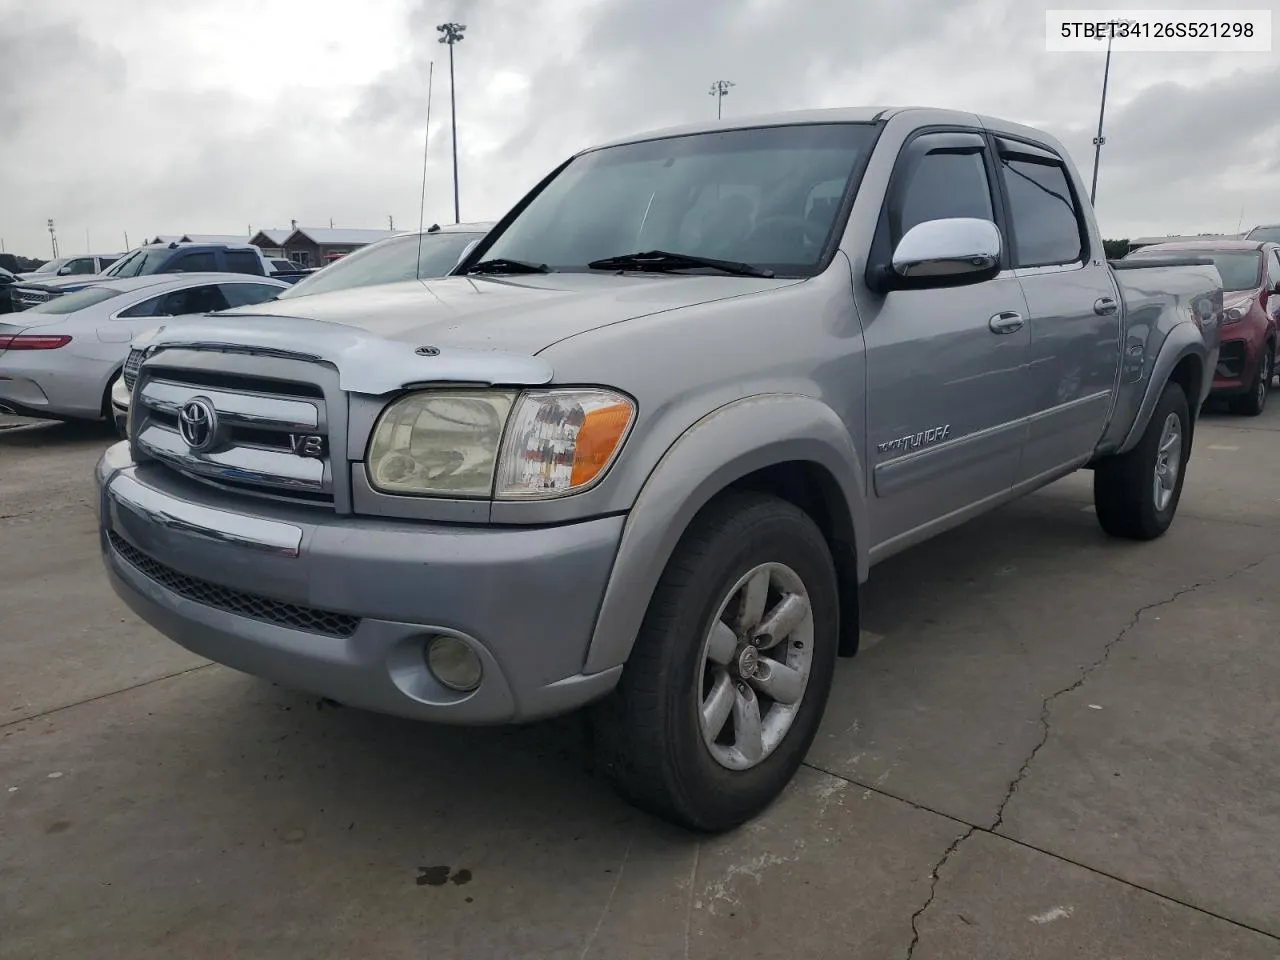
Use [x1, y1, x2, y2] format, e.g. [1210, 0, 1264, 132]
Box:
[438, 21, 466, 224]
[47, 219, 59, 258]
[709, 80, 735, 119]
[1089, 20, 1138, 207]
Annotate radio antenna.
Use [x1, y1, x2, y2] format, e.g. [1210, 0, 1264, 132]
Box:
[417, 60, 435, 279]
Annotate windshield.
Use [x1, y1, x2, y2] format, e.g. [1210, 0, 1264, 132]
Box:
[31, 258, 69, 275]
[104, 248, 174, 278]
[1245, 226, 1280, 243]
[278, 231, 482, 299]
[479, 123, 878, 277]
[23, 286, 125, 314]
[1129, 249, 1262, 292]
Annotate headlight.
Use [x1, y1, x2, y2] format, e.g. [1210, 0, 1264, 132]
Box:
[110, 375, 131, 410]
[1222, 301, 1251, 323]
[367, 390, 516, 496]
[495, 389, 636, 499]
[366, 387, 635, 499]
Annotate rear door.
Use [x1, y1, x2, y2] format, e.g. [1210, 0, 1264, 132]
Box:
[858, 129, 1032, 548]
[995, 136, 1121, 484]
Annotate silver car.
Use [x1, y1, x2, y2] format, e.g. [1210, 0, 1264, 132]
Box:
[276, 221, 493, 301]
[0, 272, 287, 422]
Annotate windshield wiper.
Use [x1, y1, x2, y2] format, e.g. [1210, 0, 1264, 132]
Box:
[465, 257, 550, 275]
[587, 250, 774, 278]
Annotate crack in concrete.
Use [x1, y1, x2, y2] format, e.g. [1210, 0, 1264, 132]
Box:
[990, 552, 1272, 833]
[904, 825, 976, 960]
[890, 550, 1277, 959]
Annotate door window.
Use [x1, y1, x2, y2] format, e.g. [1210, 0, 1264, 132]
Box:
[117, 284, 230, 317]
[219, 282, 281, 308]
[66, 257, 98, 275]
[166, 251, 218, 273]
[225, 251, 262, 275]
[892, 144, 995, 245]
[999, 155, 1085, 267]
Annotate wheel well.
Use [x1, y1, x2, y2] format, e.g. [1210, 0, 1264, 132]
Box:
[1168, 355, 1202, 407]
[726, 460, 861, 657]
[100, 367, 123, 419]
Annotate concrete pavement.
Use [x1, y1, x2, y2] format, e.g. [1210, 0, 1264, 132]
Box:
[2, 404, 1278, 958]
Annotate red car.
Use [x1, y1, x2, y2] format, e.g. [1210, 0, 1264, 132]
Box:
[1126, 239, 1280, 415]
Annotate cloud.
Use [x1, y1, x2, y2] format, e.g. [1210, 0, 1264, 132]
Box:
[1, 0, 1279, 256]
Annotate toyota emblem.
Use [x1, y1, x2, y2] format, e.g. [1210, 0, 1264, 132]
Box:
[177, 397, 219, 452]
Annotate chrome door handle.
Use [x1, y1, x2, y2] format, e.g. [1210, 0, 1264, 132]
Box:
[988, 311, 1024, 334]
[1094, 297, 1118, 316]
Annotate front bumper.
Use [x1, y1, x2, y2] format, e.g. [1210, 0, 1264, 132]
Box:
[96, 442, 626, 724]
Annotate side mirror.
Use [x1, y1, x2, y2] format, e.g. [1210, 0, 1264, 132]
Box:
[57, 264, 73, 276]
[886, 218, 1002, 290]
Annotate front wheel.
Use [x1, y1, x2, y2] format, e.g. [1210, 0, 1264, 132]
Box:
[1093, 380, 1191, 540]
[591, 491, 839, 832]
[1230, 348, 1271, 417]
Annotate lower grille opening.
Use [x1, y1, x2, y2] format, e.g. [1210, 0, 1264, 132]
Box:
[108, 531, 360, 638]
[1218, 340, 1245, 379]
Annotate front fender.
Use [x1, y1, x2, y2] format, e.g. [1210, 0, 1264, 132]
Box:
[581, 393, 867, 675]
[1116, 321, 1213, 454]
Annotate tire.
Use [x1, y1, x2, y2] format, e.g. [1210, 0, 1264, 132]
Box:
[590, 490, 839, 832]
[1229, 347, 1270, 417]
[1093, 380, 1191, 540]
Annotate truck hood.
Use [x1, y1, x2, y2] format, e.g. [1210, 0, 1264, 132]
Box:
[229, 272, 798, 354]
[142, 272, 799, 395]
[15, 274, 107, 293]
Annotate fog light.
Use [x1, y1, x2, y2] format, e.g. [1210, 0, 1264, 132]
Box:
[426, 635, 483, 692]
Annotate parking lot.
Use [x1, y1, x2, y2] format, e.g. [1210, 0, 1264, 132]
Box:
[2, 404, 1278, 959]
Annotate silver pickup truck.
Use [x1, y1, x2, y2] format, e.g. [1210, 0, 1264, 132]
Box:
[97, 107, 1222, 832]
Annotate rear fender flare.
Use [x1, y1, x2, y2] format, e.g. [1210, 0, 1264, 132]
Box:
[582, 394, 868, 675]
[1117, 324, 1208, 454]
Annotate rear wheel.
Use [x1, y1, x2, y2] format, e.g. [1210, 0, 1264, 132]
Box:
[1094, 380, 1190, 540]
[591, 491, 839, 832]
[1230, 348, 1270, 416]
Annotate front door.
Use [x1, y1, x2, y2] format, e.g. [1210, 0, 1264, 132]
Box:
[995, 137, 1122, 484]
[857, 130, 1032, 550]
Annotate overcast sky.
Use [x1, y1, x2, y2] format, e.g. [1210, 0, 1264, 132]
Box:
[2, 0, 1278, 258]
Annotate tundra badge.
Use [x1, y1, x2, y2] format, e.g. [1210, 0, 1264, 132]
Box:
[877, 425, 951, 455]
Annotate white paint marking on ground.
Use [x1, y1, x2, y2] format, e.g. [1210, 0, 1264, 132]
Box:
[1088, 704, 1103, 710]
[46, 772, 63, 779]
[1207, 445, 1239, 451]
[1029, 906, 1074, 924]
[860, 630, 885, 651]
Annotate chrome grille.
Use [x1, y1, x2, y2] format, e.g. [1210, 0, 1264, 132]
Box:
[122, 348, 144, 389]
[132, 366, 335, 507]
[109, 531, 360, 637]
[13, 288, 52, 309]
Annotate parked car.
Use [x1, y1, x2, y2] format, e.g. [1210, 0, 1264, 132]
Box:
[10, 242, 273, 310]
[1244, 224, 1280, 243]
[0, 272, 286, 422]
[0, 266, 16, 315]
[276, 221, 492, 300]
[109, 224, 494, 432]
[97, 106, 1220, 832]
[15, 253, 122, 282]
[1125, 239, 1278, 413]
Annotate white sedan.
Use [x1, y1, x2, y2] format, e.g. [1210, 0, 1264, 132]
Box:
[0, 272, 287, 423]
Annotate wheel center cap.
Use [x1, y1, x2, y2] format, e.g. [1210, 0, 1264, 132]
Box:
[736, 645, 760, 679]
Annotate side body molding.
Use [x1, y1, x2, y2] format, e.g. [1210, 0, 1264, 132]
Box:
[582, 394, 869, 675]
